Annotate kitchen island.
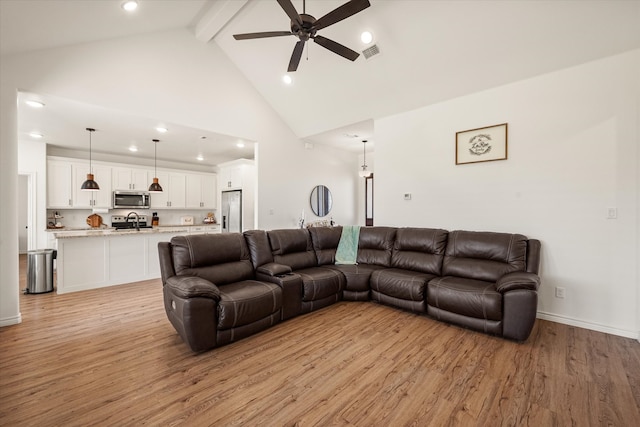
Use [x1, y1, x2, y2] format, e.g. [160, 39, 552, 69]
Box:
[49, 224, 219, 294]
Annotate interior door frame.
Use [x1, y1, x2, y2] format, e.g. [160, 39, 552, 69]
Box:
[18, 171, 36, 252]
[365, 174, 373, 227]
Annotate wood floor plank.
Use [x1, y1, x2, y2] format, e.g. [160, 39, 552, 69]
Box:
[1, 255, 639, 426]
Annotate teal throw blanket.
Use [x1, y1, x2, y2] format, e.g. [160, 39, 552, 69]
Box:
[335, 225, 360, 265]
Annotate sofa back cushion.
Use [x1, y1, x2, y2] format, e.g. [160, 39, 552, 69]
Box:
[267, 229, 317, 270]
[357, 227, 396, 267]
[170, 233, 254, 285]
[309, 226, 343, 265]
[391, 228, 448, 274]
[243, 229, 275, 268]
[442, 230, 528, 282]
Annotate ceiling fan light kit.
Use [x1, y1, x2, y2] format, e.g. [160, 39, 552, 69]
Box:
[233, 0, 371, 72]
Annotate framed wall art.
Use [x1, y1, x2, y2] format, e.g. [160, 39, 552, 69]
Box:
[455, 123, 508, 165]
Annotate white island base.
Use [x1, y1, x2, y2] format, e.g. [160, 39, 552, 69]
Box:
[53, 226, 219, 294]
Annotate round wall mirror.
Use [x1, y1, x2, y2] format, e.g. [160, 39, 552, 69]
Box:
[310, 185, 333, 217]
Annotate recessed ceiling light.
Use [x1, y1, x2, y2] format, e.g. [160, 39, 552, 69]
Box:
[129, 146, 138, 152]
[361, 31, 373, 44]
[29, 132, 43, 139]
[236, 141, 245, 148]
[196, 155, 204, 161]
[25, 100, 45, 108]
[345, 133, 359, 138]
[121, 0, 138, 12]
[282, 75, 292, 85]
[156, 127, 168, 133]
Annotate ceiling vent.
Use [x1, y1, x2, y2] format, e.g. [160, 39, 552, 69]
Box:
[362, 44, 380, 60]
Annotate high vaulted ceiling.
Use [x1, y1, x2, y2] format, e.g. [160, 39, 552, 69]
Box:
[2, 0, 639, 164]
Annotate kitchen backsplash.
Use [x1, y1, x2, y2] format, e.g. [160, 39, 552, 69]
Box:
[48, 208, 217, 229]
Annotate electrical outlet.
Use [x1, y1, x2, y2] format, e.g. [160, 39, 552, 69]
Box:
[404, 193, 412, 200]
[555, 287, 566, 299]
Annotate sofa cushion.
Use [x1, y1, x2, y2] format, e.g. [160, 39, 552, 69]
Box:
[217, 280, 282, 330]
[268, 229, 317, 270]
[170, 234, 254, 285]
[357, 227, 396, 267]
[326, 264, 385, 292]
[442, 230, 528, 282]
[427, 276, 502, 321]
[296, 267, 345, 302]
[309, 226, 343, 265]
[391, 228, 448, 275]
[371, 268, 436, 302]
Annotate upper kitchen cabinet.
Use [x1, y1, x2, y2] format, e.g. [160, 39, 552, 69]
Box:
[72, 163, 112, 208]
[218, 163, 244, 189]
[112, 167, 149, 191]
[186, 173, 217, 209]
[150, 171, 186, 209]
[47, 160, 73, 208]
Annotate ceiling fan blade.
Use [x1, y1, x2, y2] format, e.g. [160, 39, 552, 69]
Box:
[277, 0, 302, 26]
[313, 35, 360, 61]
[288, 41, 306, 72]
[233, 31, 293, 40]
[312, 0, 371, 31]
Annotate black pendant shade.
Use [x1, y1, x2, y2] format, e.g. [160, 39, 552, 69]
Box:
[148, 177, 163, 192]
[149, 139, 163, 192]
[81, 128, 100, 191]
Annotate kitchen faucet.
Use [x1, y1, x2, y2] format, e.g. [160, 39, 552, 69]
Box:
[126, 212, 140, 230]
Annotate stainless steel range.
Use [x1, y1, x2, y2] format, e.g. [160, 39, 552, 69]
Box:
[111, 214, 152, 230]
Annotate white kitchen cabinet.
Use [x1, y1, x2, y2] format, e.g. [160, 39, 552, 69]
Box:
[47, 160, 73, 208]
[112, 167, 149, 191]
[218, 165, 243, 189]
[189, 225, 220, 234]
[150, 171, 185, 208]
[72, 163, 112, 208]
[186, 173, 217, 209]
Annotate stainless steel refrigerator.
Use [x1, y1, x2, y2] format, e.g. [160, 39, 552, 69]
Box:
[221, 190, 242, 233]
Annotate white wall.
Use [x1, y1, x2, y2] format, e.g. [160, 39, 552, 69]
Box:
[375, 50, 640, 338]
[0, 28, 358, 326]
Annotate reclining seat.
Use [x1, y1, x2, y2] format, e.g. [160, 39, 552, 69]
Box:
[312, 226, 396, 301]
[370, 228, 448, 313]
[427, 230, 541, 341]
[267, 229, 345, 314]
[158, 233, 282, 352]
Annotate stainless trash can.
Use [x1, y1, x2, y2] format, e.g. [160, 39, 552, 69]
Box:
[25, 249, 56, 294]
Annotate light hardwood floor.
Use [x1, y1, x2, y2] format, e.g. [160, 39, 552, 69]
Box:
[1, 255, 639, 426]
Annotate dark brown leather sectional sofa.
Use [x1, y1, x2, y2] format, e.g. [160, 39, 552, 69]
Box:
[158, 227, 541, 352]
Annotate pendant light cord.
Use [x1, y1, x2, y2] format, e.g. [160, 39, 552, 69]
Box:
[86, 128, 95, 173]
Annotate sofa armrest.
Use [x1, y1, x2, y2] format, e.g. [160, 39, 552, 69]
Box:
[256, 262, 292, 277]
[165, 275, 221, 301]
[496, 272, 540, 293]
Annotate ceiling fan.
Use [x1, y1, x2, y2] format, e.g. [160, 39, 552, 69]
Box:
[233, 0, 371, 72]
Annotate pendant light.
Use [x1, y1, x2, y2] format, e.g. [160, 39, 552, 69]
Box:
[359, 139, 372, 178]
[81, 128, 100, 191]
[148, 139, 163, 192]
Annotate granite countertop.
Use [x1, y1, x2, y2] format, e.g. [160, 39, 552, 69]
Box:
[48, 224, 219, 239]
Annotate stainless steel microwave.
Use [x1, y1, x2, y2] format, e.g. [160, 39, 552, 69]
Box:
[113, 191, 151, 209]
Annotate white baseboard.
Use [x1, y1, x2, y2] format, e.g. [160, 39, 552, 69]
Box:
[0, 313, 22, 327]
[537, 311, 639, 340]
